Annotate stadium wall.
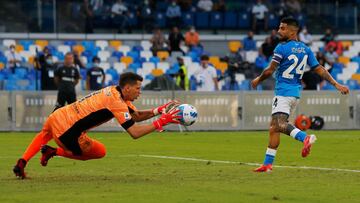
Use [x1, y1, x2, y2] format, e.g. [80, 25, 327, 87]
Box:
[1, 90, 359, 132]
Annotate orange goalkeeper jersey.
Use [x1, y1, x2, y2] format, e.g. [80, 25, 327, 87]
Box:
[48, 86, 136, 138]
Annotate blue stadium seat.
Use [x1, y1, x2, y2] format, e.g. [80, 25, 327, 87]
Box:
[127, 51, 140, 60]
[106, 68, 119, 81]
[155, 12, 166, 28]
[210, 12, 223, 29]
[15, 68, 28, 79]
[346, 80, 360, 90]
[19, 40, 34, 51]
[82, 41, 95, 51]
[132, 45, 143, 52]
[111, 51, 123, 59]
[224, 12, 237, 29]
[182, 12, 195, 27]
[81, 50, 94, 62]
[64, 40, 77, 47]
[238, 12, 251, 29]
[128, 12, 138, 27]
[149, 56, 160, 64]
[196, 12, 209, 28]
[268, 14, 280, 29]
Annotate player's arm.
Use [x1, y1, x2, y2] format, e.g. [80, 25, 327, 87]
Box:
[126, 109, 180, 139]
[314, 65, 349, 94]
[251, 60, 278, 88]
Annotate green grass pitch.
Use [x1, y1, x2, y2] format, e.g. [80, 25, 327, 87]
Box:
[1, 131, 360, 203]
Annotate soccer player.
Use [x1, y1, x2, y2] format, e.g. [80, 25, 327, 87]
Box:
[251, 17, 349, 172]
[13, 72, 181, 179]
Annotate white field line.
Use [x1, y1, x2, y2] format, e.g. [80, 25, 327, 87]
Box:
[138, 154, 360, 173]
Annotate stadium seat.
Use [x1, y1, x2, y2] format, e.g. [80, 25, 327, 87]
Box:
[35, 40, 49, 49]
[155, 12, 166, 28]
[98, 50, 110, 62]
[132, 45, 143, 52]
[118, 45, 130, 55]
[224, 12, 237, 29]
[28, 45, 42, 55]
[209, 56, 220, 67]
[182, 12, 195, 27]
[82, 41, 95, 51]
[3, 39, 16, 47]
[140, 50, 153, 61]
[0, 62, 5, 70]
[346, 79, 360, 90]
[151, 68, 164, 77]
[57, 45, 71, 55]
[15, 45, 24, 53]
[19, 51, 33, 62]
[238, 12, 251, 29]
[142, 62, 156, 76]
[95, 40, 109, 50]
[188, 62, 200, 79]
[64, 40, 77, 47]
[245, 51, 258, 63]
[140, 41, 152, 51]
[228, 41, 242, 52]
[109, 40, 122, 50]
[127, 51, 140, 60]
[149, 56, 160, 64]
[210, 12, 223, 29]
[268, 14, 279, 29]
[157, 51, 169, 60]
[19, 40, 34, 51]
[341, 41, 352, 49]
[196, 12, 209, 29]
[113, 62, 127, 74]
[157, 62, 170, 73]
[73, 45, 85, 54]
[111, 51, 123, 59]
[101, 63, 112, 73]
[217, 62, 228, 74]
[338, 56, 350, 65]
[120, 56, 133, 67]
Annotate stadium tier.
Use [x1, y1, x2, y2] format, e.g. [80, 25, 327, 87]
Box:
[1, 38, 360, 91]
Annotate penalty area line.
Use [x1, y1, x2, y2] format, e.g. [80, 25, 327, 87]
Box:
[138, 154, 360, 173]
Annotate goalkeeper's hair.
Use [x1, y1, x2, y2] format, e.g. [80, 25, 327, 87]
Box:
[119, 72, 143, 88]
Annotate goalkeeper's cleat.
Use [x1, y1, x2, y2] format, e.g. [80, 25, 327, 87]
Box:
[40, 145, 57, 166]
[302, 134, 317, 158]
[253, 164, 272, 172]
[13, 158, 27, 179]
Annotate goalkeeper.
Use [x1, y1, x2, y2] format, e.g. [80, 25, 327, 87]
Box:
[13, 72, 180, 179]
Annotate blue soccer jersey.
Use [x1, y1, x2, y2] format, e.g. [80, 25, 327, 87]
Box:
[272, 40, 319, 98]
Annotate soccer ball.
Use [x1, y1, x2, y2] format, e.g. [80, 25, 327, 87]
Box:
[176, 104, 198, 126]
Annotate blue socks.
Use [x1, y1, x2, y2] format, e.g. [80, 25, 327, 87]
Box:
[290, 128, 307, 142]
[263, 148, 277, 165]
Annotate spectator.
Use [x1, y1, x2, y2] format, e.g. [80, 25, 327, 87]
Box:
[72, 50, 86, 69]
[175, 57, 189, 90]
[243, 31, 257, 51]
[185, 26, 201, 48]
[197, 0, 213, 12]
[5, 44, 22, 73]
[54, 53, 80, 110]
[224, 48, 243, 89]
[321, 28, 335, 45]
[194, 55, 218, 91]
[168, 26, 185, 54]
[255, 49, 268, 70]
[325, 46, 339, 64]
[111, 0, 130, 33]
[286, 0, 301, 15]
[150, 28, 167, 56]
[138, 0, 154, 33]
[37, 53, 57, 90]
[251, 0, 268, 33]
[260, 37, 274, 59]
[299, 27, 312, 46]
[83, 0, 104, 33]
[166, 0, 182, 28]
[325, 39, 343, 56]
[86, 56, 105, 90]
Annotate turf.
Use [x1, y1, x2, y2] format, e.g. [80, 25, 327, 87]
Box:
[1, 131, 360, 203]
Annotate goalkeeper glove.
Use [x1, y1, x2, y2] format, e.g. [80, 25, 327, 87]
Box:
[153, 109, 181, 132]
[152, 100, 180, 116]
